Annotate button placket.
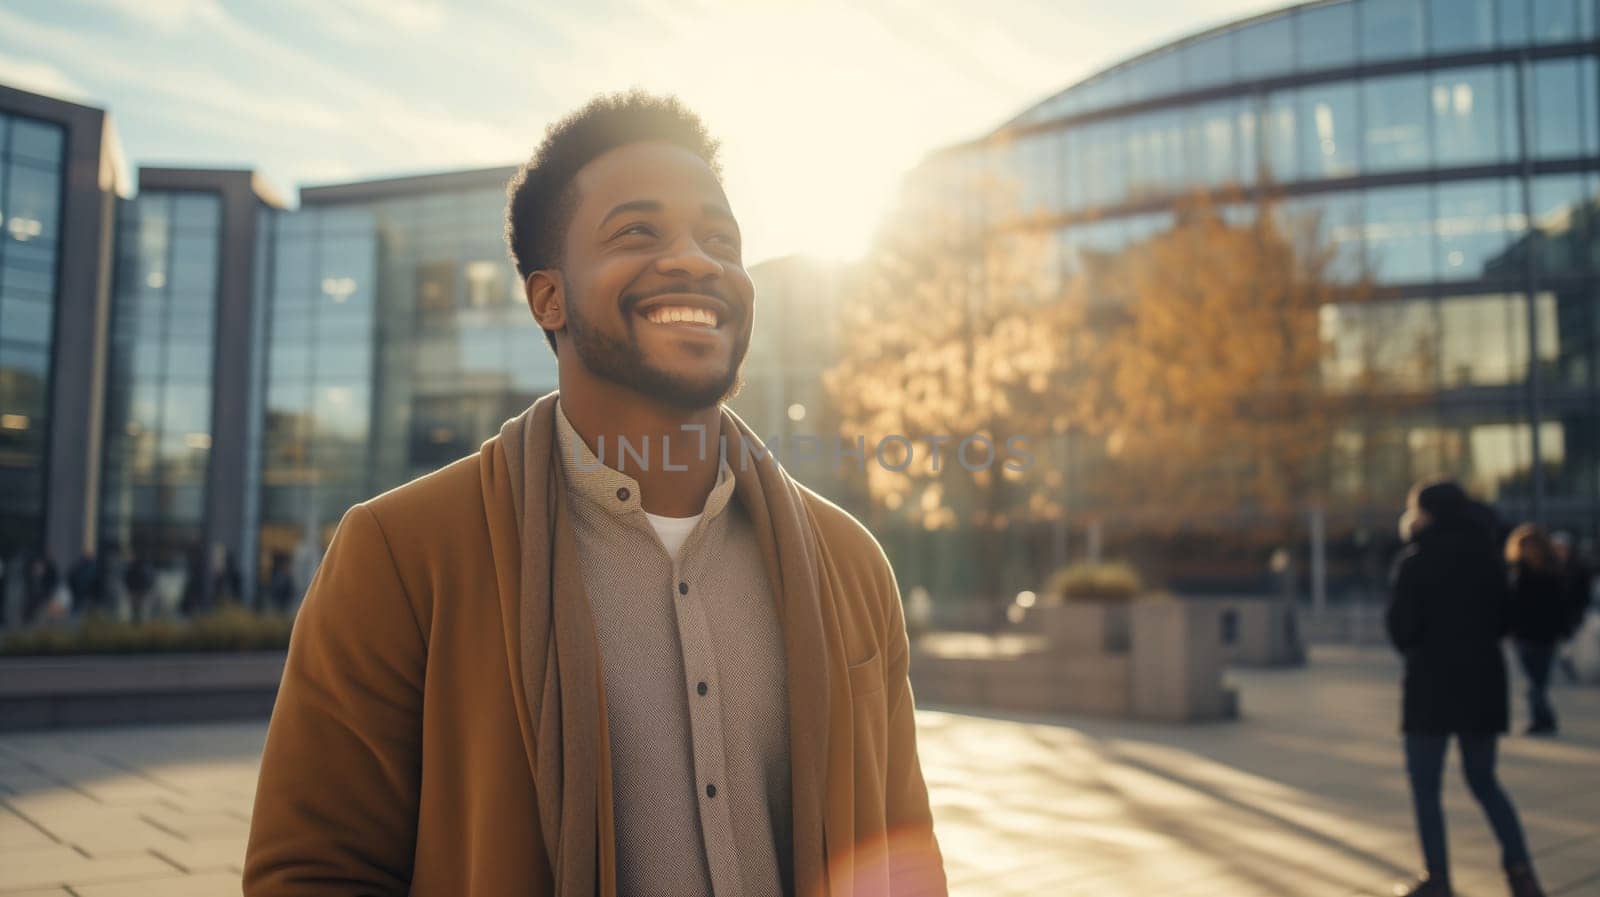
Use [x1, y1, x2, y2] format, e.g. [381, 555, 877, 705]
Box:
[672, 524, 740, 897]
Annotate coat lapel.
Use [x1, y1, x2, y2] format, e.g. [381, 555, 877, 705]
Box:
[486, 392, 613, 897]
[723, 408, 840, 897]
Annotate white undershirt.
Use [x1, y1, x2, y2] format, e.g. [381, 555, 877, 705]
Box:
[645, 511, 703, 559]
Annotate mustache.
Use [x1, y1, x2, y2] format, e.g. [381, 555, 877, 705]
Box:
[620, 283, 735, 316]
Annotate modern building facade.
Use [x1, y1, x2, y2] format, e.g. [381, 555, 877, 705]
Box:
[99, 169, 281, 605]
[0, 84, 125, 584]
[251, 167, 556, 585]
[907, 0, 1600, 569]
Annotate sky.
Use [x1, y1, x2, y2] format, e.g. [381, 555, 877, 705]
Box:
[0, 0, 1279, 264]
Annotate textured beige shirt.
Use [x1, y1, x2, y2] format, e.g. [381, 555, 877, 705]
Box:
[555, 405, 792, 897]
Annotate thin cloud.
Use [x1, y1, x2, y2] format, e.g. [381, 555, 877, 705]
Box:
[0, 53, 91, 102]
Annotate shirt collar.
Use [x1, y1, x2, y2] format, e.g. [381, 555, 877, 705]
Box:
[554, 399, 737, 522]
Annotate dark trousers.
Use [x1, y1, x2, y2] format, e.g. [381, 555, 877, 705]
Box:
[1404, 734, 1531, 880]
[1515, 639, 1558, 728]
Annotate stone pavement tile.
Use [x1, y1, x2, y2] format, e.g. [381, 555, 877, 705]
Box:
[72, 775, 182, 807]
[133, 806, 250, 840]
[0, 807, 53, 849]
[153, 834, 247, 874]
[53, 818, 192, 859]
[5, 804, 167, 846]
[0, 843, 175, 893]
[70, 870, 242, 897]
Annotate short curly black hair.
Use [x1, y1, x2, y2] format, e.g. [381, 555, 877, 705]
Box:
[505, 90, 722, 351]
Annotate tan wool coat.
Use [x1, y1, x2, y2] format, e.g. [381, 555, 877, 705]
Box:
[243, 393, 947, 896]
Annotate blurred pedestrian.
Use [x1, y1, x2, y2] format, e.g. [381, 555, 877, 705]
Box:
[267, 552, 296, 614]
[67, 552, 101, 616]
[1387, 479, 1544, 897]
[1506, 525, 1569, 735]
[123, 554, 154, 624]
[23, 554, 58, 624]
[213, 548, 243, 607]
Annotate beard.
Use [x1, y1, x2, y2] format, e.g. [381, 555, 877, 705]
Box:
[563, 296, 747, 411]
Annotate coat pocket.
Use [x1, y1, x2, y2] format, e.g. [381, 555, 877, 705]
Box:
[847, 649, 885, 698]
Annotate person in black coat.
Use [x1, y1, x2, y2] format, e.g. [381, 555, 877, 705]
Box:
[1505, 524, 1568, 735]
[123, 554, 154, 624]
[1387, 479, 1543, 897]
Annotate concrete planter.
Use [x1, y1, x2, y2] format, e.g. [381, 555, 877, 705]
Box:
[1029, 601, 1132, 653]
[913, 595, 1238, 723]
[1129, 600, 1235, 722]
[0, 651, 286, 732]
[1202, 597, 1305, 667]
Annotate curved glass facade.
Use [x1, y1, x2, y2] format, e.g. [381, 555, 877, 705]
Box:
[933, 0, 1600, 542]
[0, 112, 64, 555]
[1010, 0, 1594, 129]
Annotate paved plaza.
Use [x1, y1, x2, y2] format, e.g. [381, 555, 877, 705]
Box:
[0, 646, 1596, 896]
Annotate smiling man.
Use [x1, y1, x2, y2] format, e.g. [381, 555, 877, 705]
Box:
[244, 92, 946, 897]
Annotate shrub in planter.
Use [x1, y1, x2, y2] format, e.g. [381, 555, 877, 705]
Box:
[1030, 562, 1148, 652]
[1046, 561, 1142, 604]
[0, 604, 293, 656]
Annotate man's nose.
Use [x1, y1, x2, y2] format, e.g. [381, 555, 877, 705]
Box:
[655, 236, 724, 280]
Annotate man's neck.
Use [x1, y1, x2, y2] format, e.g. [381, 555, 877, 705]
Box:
[558, 378, 722, 518]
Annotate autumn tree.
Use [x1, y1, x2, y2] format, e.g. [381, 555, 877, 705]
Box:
[824, 166, 1085, 609]
[1075, 194, 1406, 531]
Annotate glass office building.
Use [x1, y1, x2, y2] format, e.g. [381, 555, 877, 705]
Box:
[0, 111, 65, 553]
[100, 192, 223, 563]
[921, 0, 1600, 542]
[252, 169, 556, 578]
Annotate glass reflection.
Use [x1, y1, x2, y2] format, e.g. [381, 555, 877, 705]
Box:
[1527, 58, 1599, 158]
[1297, 2, 1358, 71]
[1436, 180, 1524, 281]
[100, 191, 223, 561]
[0, 112, 63, 553]
[1431, 0, 1496, 51]
[1234, 14, 1294, 80]
[1298, 84, 1361, 179]
[1364, 186, 1434, 282]
[1431, 67, 1513, 166]
[1362, 73, 1429, 172]
[1360, 0, 1425, 61]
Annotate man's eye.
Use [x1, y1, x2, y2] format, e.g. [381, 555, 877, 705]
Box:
[707, 232, 738, 247]
[617, 223, 655, 238]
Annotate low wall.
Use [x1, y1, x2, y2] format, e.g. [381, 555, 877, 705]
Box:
[0, 652, 285, 732]
[1192, 597, 1305, 667]
[912, 599, 1239, 723]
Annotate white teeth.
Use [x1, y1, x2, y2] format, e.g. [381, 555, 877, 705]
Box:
[645, 306, 719, 327]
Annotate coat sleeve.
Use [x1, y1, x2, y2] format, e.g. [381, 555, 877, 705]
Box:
[1386, 551, 1425, 653]
[877, 556, 949, 896]
[244, 504, 426, 896]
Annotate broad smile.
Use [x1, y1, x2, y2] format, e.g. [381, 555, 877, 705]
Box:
[642, 305, 720, 328]
[632, 292, 733, 333]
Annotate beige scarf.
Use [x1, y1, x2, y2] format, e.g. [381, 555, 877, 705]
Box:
[487, 392, 834, 897]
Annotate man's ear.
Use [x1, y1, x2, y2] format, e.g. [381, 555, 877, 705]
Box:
[525, 269, 566, 332]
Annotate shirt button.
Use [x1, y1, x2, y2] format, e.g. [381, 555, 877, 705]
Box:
[705, 783, 717, 798]
[697, 681, 708, 696]
[678, 581, 688, 596]
[616, 487, 630, 501]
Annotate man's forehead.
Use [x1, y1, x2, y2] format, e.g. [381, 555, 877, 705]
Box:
[573, 141, 729, 215]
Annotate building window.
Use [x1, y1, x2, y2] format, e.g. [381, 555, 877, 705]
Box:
[1361, 0, 1425, 62]
[1362, 73, 1430, 173]
[1297, 83, 1361, 179]
[1297, 2, 1358, 71]
[1431, 66, 1515, 166]
[1430, 0, 1496, 52]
